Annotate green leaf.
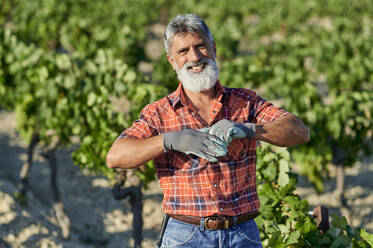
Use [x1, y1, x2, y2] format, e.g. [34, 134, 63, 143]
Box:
[318, 236, 332, 245]
[297, 217, 317, 233]
[361, 229, 373, 247]
[260, 204, 275, 219]
[124, 70, 136, 82]
[64, 75, 75, 89]
[80, 153, 87, 164]
[331, 214, 348, 229]
[82, 136, 94, 145]
[327, 227, 341, 239]
[72, 125, 81, 135]
[87, 92, 96, 107]
[330, 235, 350, 248]
[286, 230, 301, 245]
[283, 196, 299, 207]
[262, 163, 277, 181]
[267, 231, 283, 247]
[278, 159, 290, 188]
[38, 66, 49, 80]
[277, 224, 290, 234]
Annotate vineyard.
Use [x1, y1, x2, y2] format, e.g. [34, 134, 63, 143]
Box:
[1, 0, 373, 247]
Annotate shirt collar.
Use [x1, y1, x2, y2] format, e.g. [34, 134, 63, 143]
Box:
[170, 81, 227, 109]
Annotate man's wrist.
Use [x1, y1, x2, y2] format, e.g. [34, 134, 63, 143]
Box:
[162, 132, 172, 153]
[243, 122, 256, 139]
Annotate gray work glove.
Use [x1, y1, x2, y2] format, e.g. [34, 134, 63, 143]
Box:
[204, 119, 256, 144]
[162, 129, 227, 162]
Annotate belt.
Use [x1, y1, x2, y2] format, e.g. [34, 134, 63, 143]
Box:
[169, 212, 260, 231]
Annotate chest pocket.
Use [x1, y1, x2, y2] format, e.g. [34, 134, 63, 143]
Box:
[225, 138, 248, 161]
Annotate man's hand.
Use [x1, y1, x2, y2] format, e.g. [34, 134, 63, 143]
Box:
[205, 119, 256, 144]
[162, 129, 227, 162]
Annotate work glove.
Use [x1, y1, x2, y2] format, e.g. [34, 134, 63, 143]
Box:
[204, 119, 256, 144]
[162, 129, 228, 162]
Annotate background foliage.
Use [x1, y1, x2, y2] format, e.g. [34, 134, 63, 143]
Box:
[1, 0, 373, 246]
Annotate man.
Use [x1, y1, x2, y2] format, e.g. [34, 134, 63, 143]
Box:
[106, 14, 309, 248]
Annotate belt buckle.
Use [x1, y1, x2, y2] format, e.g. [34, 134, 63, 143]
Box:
[204, 216, 230, 230]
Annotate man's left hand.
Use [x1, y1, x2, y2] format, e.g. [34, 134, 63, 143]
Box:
[203, 119, 256, 144]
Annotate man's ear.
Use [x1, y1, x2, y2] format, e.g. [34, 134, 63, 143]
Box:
[166, 54, 177, 71]
[213, 42, 217, 58]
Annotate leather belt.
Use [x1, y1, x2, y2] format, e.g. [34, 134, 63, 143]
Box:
[169, 212, 260, 231]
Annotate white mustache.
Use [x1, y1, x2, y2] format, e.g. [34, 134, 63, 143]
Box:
[183, 58, 209, 70]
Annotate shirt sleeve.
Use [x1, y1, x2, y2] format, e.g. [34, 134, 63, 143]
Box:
[118, 105, 159, 139]
[253, 95, 288, 124]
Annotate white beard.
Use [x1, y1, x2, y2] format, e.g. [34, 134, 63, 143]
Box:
[175, 57, 219, 93]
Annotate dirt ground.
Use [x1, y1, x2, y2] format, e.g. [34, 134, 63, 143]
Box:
[0, 109, 372, 248]
[0, 110, 163, 248]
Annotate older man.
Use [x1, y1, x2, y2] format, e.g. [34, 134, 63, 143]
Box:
[106, 14, 309, 248]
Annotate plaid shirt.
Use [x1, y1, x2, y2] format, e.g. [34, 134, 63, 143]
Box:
[120, 81, 288, 217]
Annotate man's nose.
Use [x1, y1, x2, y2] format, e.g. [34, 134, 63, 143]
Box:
[189, 47, 203, 62]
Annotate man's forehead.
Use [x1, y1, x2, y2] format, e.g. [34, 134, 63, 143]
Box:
[170, 31, 210, 50]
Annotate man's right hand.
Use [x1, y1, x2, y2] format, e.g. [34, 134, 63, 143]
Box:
[162, 129, 227, 162]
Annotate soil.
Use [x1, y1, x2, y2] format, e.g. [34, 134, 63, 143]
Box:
[0, 111, 372, 248]
[0, 110, 163, 248]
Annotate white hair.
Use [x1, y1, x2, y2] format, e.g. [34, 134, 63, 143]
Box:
[164, 14, 214, 55]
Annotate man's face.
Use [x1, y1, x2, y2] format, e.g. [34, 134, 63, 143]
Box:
[167, 32, 219, 92]
[167, 32, 216, 71]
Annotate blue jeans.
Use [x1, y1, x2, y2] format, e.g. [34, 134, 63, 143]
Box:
[160, 217, 262, 248]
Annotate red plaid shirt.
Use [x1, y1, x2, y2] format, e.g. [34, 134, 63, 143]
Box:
[120, 81, 287, 217]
